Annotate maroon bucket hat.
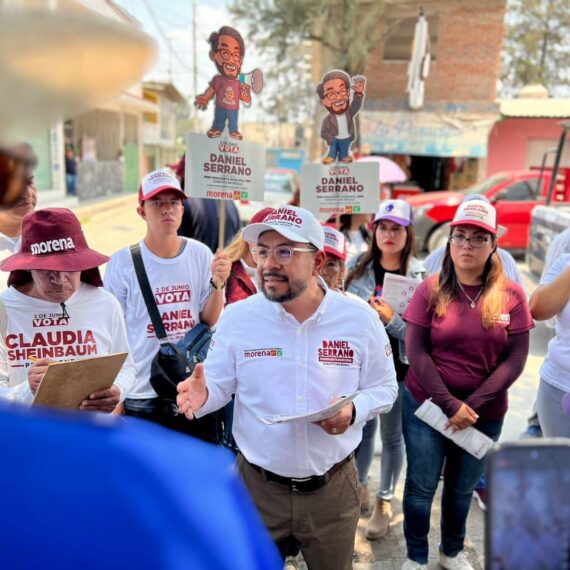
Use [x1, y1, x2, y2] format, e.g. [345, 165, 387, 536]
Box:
[0, 208, 109, 286]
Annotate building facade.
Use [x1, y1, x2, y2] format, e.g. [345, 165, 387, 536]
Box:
[358, 0, 506, 191]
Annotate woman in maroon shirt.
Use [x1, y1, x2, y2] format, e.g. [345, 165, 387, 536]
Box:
[400, 199, 533, 570]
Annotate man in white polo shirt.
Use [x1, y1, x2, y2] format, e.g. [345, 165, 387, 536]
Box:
[177, 206, 398, 569]
[105, 169, 231, 442]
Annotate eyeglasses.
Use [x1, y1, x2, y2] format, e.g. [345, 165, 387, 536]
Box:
[324, 88, 348, 101]
[217, 49, 241, 63]
[251, 246, 316, 265]
[147, 199, 183, 209]
[449, 235, 492, 248]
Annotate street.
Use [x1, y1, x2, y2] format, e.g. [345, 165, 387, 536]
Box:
[78, 195, 552, 570]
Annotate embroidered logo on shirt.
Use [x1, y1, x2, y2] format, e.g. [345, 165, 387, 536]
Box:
[318, 340, 354, 365]
[384, 343, 393, 357]
[493, 313, 511, 325]
[244, 347, 283, 359]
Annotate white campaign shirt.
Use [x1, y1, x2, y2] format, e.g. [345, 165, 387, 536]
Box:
[336, 114, 350, 140]
[197, 289, 398, 478]
[104, 239, 213, 399]
[540, 254, 570, 392]
[0, 283, 136, 403]
[0, 233, 21, 292]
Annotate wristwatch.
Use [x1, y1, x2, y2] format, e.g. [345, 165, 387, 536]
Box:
[210, 278, 225, 290]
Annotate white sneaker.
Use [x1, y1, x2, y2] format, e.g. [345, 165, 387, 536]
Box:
[401, 559, 428, 570]
[438, 550, 475, 570]
[283, 555, 300, 570]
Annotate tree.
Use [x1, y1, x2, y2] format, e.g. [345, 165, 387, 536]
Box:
[501, 0, 570, 96]
[229, 0, 403, 154]
[230, 0, 395, 77]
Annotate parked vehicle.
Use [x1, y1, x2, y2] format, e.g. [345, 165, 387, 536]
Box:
[527, 121, 570, 278]
[409, 167, 570, 254]
[237, 167, 298, 224]
[527, 205, 570, 278]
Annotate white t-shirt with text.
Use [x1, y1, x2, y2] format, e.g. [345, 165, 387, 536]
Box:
[104, 239, 213, 399]
[0, 283, 136, 403]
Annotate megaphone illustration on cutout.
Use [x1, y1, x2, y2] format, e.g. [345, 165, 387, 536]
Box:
[239, 68, 264, 94]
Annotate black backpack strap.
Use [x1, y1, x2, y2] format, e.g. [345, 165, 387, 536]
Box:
[130, 243, 168, 342]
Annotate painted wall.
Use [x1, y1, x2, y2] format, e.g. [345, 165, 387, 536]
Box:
[487, 117, 566, 176]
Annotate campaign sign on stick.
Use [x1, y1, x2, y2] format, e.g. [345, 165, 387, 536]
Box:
[185, 133, 265, 201]
[300, 161, 379, 217]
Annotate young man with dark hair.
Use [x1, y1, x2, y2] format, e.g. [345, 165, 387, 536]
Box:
[105, 169, 231, 441]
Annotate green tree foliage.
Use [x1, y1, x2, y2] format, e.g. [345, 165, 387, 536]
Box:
[229, 0, 396, 121]
[501, 0, 570, 95]
[230, 0, 389, 75]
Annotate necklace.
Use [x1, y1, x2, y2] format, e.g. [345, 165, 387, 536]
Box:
[457, 282, 483, 309]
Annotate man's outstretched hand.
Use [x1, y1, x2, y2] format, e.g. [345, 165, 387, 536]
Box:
[176, 363, 208, 420]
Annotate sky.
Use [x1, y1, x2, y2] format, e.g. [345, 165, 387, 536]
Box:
[114, 0, 266, 104]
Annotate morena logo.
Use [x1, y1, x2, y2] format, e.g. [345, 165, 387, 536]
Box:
[30, 238, 75, 255]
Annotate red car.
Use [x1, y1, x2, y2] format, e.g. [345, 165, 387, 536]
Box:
[409, 168, 570, 254]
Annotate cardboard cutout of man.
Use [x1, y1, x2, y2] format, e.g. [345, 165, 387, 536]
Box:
[317, 70, 366, 165]
[195, 26, 251, 140]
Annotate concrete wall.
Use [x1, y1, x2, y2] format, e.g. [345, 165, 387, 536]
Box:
[77, 161, 123, 200]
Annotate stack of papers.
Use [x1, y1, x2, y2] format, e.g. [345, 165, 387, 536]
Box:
[414, 398, 494, 459]
[259, 393, 359, 425]
[381, 273, 419, 315]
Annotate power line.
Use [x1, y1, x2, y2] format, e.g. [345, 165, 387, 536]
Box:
[141, 0, 194, 76]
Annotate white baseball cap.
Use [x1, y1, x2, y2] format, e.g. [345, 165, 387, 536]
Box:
[373, 199, 413, 226]
[323, 226, 347, 261]
[242, 206, 325, 250]
[138, 169, 186, 205]
[451, 198, 497, 234]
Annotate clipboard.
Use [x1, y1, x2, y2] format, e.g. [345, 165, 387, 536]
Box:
[33, 352, 128, 410]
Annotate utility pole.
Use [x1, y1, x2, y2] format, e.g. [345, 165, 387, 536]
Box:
[192, 0, 198, 120]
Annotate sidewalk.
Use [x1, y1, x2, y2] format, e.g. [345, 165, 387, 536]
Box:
[37, 190, 136, 219]
[290, 449, 485, 570]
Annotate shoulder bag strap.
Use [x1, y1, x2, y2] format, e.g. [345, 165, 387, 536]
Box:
[130, 243, 168, 342]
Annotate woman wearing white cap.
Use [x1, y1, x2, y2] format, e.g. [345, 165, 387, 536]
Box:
[345, 199, 425, 540]
[401, 199, 533, 570]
